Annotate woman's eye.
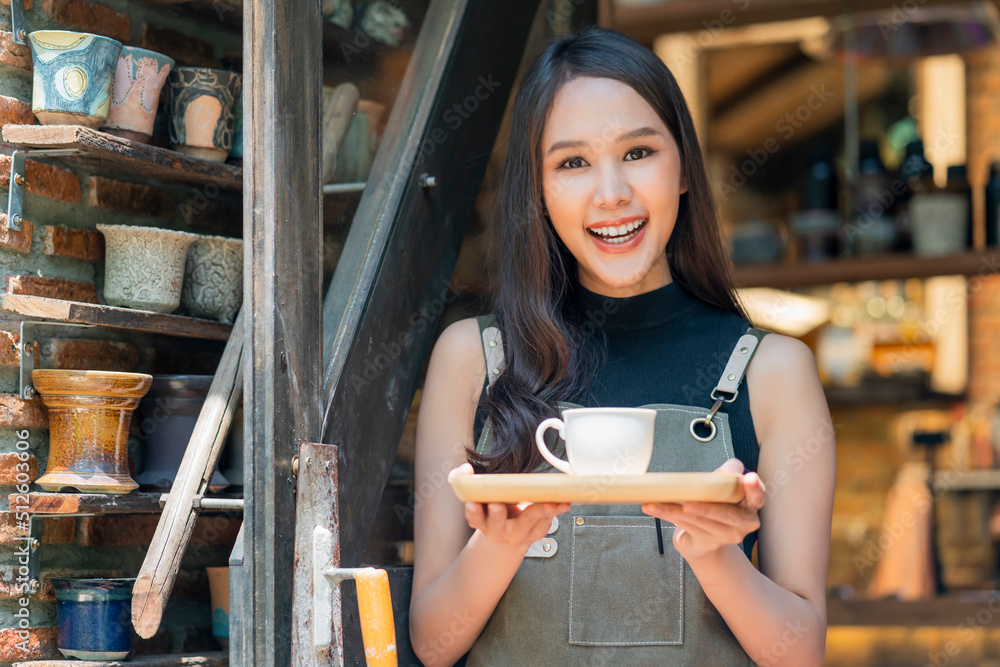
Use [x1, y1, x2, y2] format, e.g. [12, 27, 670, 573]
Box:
[625, 147, 653, 161]
[559, 157, 587, 169]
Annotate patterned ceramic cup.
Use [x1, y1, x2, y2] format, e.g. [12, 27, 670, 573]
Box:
[97, 224, 198, 313]
[28, 30, 123, 128]
[102, 46, 174, 143]
[182, 235, 243, 322]
[166, 67, 242, 162]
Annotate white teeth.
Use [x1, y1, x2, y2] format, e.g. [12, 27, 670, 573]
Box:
[588, 218, 647, 242]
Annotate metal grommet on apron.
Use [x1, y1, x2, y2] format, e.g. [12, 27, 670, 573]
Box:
[466, 314, 769, 666]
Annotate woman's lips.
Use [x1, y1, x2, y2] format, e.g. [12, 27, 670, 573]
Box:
[587, 219, 649, 254]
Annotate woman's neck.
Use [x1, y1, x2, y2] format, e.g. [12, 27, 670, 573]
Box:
[576, 259, 673, 298]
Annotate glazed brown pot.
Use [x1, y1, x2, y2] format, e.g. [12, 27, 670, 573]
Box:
[33, 370, 153, 494]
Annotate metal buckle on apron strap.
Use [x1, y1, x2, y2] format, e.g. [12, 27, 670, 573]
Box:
[689, 331, 760, 443]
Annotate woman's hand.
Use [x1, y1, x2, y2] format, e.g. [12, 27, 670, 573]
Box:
[641, 458, 766, 562]
[448, 463, 571, 553]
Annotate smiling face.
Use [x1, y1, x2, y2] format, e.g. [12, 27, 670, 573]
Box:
[540, 76, 687, 297]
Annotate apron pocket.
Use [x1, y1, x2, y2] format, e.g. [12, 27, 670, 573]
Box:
[568, 515, 684, 646]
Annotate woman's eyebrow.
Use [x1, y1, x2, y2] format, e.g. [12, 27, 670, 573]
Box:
[545, 126, 662, 155]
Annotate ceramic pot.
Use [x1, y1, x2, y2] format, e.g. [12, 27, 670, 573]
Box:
[34, 370, 151, 494]
[167, 67, 242, 162]
[97, 224, 198, 313]
[132, 375, 229, 491]
[181, 235, 243, 323]
[102, 46, 174, 143]
[52, 577, 135, 660]
[206, 567, 230, 647]
[28, 31, 122, 128]
[911, 192, 969, 256]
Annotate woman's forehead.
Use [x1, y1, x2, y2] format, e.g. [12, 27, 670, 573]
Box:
[542, 76, 667, 149]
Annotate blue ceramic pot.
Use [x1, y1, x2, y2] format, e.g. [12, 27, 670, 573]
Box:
[28, 31, 123, 128]
[51, 577, 134, 660]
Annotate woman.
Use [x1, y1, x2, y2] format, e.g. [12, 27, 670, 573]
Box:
[409, 27, 834, 666]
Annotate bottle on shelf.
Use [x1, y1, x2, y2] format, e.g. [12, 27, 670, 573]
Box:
[985, 161, 1000, 248]
[894, 139, 935, 253]
[789, 144, 840, 263]
[845, 139, 897, 257]
[910, 162, 970, 257]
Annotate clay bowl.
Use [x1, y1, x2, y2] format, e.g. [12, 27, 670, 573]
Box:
[97, 224, 198, 313]
[181, 235, 243, 323]
[33, 369, 152, 494]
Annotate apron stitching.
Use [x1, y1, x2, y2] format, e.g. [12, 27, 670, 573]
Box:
[568, 523, 684, 646]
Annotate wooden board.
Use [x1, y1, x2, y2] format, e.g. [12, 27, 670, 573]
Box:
[132, 309, 244, 638]
[1, 125, 242, 189]
[2, 294, 232, 341]
[10, 492, 163, 515]
[450, 472, 745, 505]
[13, 651, 227, 666]
[734, 250, 1000, 289]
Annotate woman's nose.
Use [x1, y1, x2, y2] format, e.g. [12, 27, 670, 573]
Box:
[592, 162, 632, 209]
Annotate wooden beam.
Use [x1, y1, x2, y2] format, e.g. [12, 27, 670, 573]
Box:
[13, 652, 228, 667]
[1, 294, 232, 341]
[132, 308, 244, 638]
[614, 0, 980, 43]
[11, 492, 162, 515]
[320, 0, 543, 567]
[1, 125, 242, 189]
[244, 0, 322, 660]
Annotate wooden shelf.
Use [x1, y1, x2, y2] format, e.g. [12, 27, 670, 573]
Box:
[10, 492, 164, 515]
[2, 294, 232, 341]
[1, 125, 242, 190]
[828, 593, 1000, 626]
[14, 651, 227, 666]
[933, 469, 1000, 493]
[734, 250, 999, 289]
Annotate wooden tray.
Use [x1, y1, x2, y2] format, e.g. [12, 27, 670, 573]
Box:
[450, 472, 744, 505]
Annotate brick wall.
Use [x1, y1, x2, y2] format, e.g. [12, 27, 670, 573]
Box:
[0, 1, 241, 662]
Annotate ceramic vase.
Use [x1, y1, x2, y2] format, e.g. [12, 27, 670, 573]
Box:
[206, 567, 230, 647]
[52, 578, 135, 660]
[132, 375, 229, 491]
[102, 46, 174, 143]
[167, 67, 242, 162]
[181, 235, 243, 323]
[97, 224, 198, 313]
[33, 370, 151, 494]
[28, 31, 122, 128]
[911, 192, 969, 256]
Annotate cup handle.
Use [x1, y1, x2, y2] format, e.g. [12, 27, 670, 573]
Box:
[535, 417, 572, 474]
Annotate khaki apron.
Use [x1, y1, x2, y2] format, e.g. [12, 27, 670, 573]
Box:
[464, 314, 767, 666]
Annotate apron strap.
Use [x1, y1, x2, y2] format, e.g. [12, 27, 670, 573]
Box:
[474, 313, 504, 393]
[710, 326, 769, 403]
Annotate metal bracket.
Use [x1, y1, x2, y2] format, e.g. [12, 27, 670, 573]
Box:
[313, 525, 383, 652]
[24, 513, 92, 595]
[19, 320, 96, 400]
[7, 149, 82, 230]
[156, 494, 245, 511]
[10, 0, 26, 44]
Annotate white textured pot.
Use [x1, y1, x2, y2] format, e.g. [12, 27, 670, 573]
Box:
[97, 224, 197, 313]
[182, 235, 243, 323]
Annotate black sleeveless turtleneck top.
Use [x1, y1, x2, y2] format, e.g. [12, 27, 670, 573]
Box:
[473, 279, 762, 475]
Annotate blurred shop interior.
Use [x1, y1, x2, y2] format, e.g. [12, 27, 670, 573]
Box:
[341, 1, 1000, 666]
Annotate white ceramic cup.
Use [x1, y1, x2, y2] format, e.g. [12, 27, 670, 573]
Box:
[534, 407, 656, 475]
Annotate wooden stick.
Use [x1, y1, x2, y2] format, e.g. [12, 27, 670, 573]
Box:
[132, 308, 244, 638]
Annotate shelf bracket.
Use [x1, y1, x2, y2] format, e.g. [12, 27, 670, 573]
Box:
[19, 320, 96, 400]
[23, 513, 93, 595]
[10, 0, 26, 44]
[6, 149, 82, 230]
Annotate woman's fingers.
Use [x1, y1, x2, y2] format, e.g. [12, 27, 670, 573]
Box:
[448, 462, 475, 483]
[742, 471, 766, 510]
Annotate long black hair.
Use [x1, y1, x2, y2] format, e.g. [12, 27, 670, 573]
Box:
[471, 27, 748, 474]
